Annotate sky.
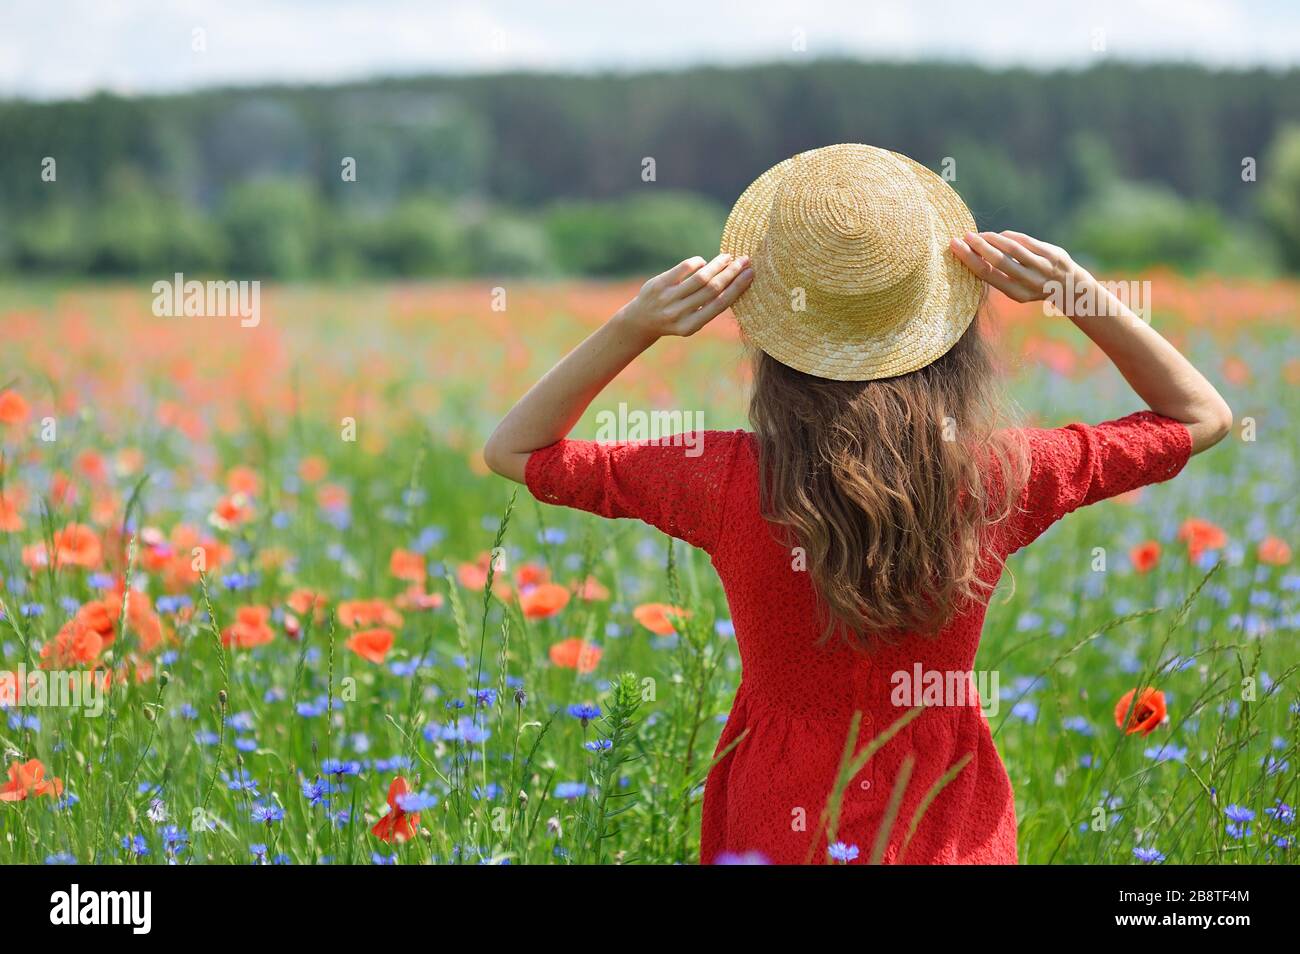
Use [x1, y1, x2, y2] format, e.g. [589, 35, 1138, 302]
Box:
[2, 0, 1299, 100]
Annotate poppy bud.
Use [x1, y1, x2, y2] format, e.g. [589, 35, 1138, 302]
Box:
[217, 689, 228, 707]
[159, 671, 170, 687]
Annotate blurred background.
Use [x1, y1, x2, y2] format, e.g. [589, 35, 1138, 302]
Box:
[2, 0, 1299, 281]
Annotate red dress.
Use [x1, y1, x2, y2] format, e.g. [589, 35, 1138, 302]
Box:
[525, 411, 1191, 864]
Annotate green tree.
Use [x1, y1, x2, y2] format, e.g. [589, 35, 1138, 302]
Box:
[1259, 124, 1300, 272]
[220, 178, 321, 278]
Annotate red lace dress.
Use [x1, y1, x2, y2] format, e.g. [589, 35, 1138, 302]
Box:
[525, 411, 1191, 864]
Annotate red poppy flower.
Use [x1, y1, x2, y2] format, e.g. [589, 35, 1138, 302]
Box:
[455, 552, 511, 599]
[514, 562, 549, 589]
[0, 390, 30, 427]
[40, 624, 104, 669]
[572, 576, 610, 601]
[1258, 536, 1291, 566]
[1130, 541, 1160, 574]
[47, 523, 103, 570]
[298, 455, 328, 483]
[633, 603, 692, 636]
[210, 493, 253, 529]
[221, 605, 275, 649]
[548, 638, 602, 674]
[346, 628, 394, 664]
[371, 776, 420, 843]
[337, 599, 403, 629]
[519, 583, 570, 619]
[226, 465, 261, 497]
[0, 759, 63, 802]
[389, 548, 426, 583]
[0, 493, 22, 533]
[1114, 687, 1167, 737]
[1178, 518, 1227, 561]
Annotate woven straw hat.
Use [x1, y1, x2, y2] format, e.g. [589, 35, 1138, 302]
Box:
[720, 143, 981, 382]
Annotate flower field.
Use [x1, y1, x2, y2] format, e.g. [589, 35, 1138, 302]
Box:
[0, 275, 1296, 865]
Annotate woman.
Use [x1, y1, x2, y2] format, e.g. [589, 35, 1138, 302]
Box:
[484, 144, 1231, 864]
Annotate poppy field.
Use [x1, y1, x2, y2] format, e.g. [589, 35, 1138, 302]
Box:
[0, 275, 1296, 865]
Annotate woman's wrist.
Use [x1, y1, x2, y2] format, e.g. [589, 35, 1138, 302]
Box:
[609, 303, 664, 350]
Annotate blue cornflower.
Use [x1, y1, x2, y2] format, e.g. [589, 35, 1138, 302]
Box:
[713, 851, 769, 865]
[230, 712, 255, 732]
[155, 595, 192, 615]
[45, 853, 77, 865]
[1225, 804, 1255, 823]
[372, 852, 397, 865]
[554, 782, 587, 799]
[1143, 744, 1187, 763]
[714, 618, 735, 638]
[225, 770, 260, 795]
[302, 777, 328, 806]
[251, 802, 285, 824]
[250, 843, 269, 864]
[427, 717, 490, 745]
[8, 712, 40, 731]
[469, 687, 497, 707]
[396, 791, 439, 812]
[297, 699, 326, 718]
[1062, 716, 1094, 736]
[567, 703, 601, 726]
[121, 834, 149, 858]
[827, 841, 860, 863]
[584, 739, 613, 752]
[1265, 800, 1294, 825]
[321, 758, 362, 778]
[221, 572, 259, 592]
[1133, 846, 1165, 863]
[161, 826, 189, 855]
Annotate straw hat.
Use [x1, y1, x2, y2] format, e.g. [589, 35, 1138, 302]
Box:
[720, 143, 981, 382]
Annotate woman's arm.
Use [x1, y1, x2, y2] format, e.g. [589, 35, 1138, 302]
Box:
[951, 230, 1232, 455]
[483, 252, 753, 483]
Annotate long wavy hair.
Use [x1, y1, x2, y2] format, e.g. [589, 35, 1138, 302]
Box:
[748, 313, 1027, 648]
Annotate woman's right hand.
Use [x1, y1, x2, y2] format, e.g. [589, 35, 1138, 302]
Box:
[950, 230, 1091, 315]
[615, 252, 753, 341]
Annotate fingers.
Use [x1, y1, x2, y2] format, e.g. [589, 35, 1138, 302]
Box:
[950, 235, 1027, 301]
[674, 265, 754, 334]
[653, 256, 708, 290]
[674, 254, 750, 314]
[671, 252, 736, 299]
[1002, 230, 1062, 263]
[963, 232, 1040, 290]
[979, 231, 1052, 277]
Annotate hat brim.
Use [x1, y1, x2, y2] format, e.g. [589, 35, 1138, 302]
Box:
[720, 145, 983, 382]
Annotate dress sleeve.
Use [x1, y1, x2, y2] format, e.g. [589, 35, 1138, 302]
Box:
[524, 429, 746, 554]
[1004, 410, 1192, 555]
